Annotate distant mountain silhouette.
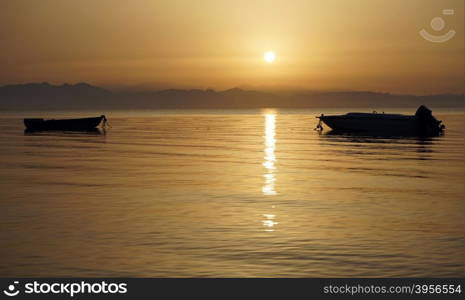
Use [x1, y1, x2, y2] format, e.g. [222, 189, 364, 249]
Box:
[0, 82, 463, 110]
[0, 82, 111, 110]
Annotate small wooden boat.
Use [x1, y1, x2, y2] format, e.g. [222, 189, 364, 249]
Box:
[24, 115, 107, 131]
[316, 105, 445, 136]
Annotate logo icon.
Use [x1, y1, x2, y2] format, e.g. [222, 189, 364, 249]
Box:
[420, 9, 456, 43]
[3, 282, 20, 297]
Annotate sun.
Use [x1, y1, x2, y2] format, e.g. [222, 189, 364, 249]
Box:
[264, 51, 276, 63]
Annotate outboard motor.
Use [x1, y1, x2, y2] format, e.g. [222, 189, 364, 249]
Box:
[415, 105, 444, 135]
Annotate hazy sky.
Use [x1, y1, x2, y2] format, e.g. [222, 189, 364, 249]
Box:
[0, 0, 463, 94]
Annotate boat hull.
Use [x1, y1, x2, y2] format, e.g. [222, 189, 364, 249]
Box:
[24, 116, 104, 131]
[320, 115, 441, 136]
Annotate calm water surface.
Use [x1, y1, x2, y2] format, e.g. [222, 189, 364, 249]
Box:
[0, 109, 464, 277]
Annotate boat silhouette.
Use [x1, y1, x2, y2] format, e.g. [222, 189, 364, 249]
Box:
[316, 105, 444, 136]
[24, 115, 107, 132]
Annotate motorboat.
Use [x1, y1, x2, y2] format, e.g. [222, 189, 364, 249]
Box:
[316, 105, 444, 136]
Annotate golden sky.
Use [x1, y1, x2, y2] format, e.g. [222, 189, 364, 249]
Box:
[0, 0, 463, 94]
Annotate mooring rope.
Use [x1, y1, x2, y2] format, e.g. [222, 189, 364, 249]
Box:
[314, 114, 324, 131]
[101, 115, 110, 128]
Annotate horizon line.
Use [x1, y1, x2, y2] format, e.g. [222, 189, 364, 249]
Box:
[1, 81, 464, 97]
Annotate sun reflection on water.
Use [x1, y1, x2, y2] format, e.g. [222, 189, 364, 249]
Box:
[262, 213, 279, 232]
[262, 113, 277, 196]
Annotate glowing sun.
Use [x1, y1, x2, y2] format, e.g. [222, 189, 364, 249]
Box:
[264, 51, 276, 63]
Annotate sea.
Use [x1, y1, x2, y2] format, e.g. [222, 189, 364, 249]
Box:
[0, 108, 463, 277]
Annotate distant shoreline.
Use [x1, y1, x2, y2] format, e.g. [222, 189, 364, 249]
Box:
[1, 82, 463, 111]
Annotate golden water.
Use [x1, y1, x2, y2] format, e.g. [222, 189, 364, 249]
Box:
[0, 109, 463, 277]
